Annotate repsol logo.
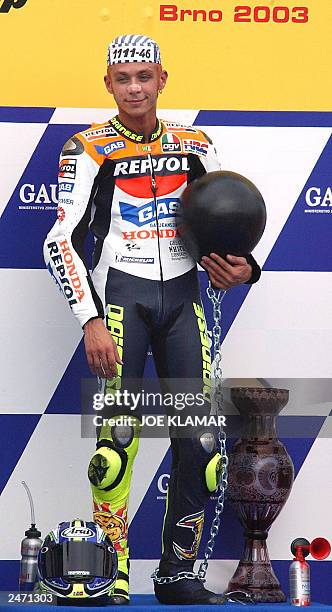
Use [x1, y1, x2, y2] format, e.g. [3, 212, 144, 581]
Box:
[114, 155, 189, 177]
[0, 0, 27, 12]
[47, 240, 85, 307]
[120, 198, 180, 227]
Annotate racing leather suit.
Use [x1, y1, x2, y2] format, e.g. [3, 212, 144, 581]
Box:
[44, 115, 260, 599]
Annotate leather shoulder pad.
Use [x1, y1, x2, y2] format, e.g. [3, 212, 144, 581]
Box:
[61, 136, 84, 156]
[200, 130, 213, 145]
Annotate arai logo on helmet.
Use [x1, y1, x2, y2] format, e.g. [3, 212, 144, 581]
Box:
[61, 527, 95, 538]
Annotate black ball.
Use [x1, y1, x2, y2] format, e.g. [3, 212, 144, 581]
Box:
[177, 170, 266, 261]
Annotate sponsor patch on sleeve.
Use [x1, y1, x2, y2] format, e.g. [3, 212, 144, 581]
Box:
[163, 121, 198, 133]
[95, 140, 126, 156]
[59, 182, 74, 193]
[183, 140, 209, 156]
[82, 126, 118, 142]
[57, 206, 65, 222]
[59, 159, 77, 179]
[161, 133, 181, 153]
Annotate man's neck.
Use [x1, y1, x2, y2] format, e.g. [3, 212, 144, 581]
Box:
[117, 110, 157, 142]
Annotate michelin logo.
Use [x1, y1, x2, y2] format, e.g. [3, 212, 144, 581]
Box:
[120, 198, 180, 227]
[115, 253, 154, 264]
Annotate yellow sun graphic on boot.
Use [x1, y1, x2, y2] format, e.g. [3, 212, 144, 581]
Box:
[94, 511, 126, 543]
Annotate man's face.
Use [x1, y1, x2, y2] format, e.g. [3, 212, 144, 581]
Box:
[104, 63, 167, 118]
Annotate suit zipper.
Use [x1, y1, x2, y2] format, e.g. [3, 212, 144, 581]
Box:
[148, 153, 164, 316]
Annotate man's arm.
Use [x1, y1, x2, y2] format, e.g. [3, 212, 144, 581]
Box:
[44, 135, 121, 378]
[44, 136, 103, 326]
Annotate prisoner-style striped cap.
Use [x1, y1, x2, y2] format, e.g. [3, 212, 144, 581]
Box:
[107, 34, 161, 66]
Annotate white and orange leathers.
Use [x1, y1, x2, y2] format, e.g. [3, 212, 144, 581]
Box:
[44, 116, 220, 328]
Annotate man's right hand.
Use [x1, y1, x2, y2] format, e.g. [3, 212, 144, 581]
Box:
[83, 318, 123, 379]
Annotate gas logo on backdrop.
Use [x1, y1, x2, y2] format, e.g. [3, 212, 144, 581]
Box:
[19, 184, 58, 209]
[305, 186, 332, 212]
[0, 0, 27, 13]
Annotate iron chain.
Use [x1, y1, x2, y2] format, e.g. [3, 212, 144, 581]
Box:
[197, 284, 228, 581]
[151, 569, 200, 585]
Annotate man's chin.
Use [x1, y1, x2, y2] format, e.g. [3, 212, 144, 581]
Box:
[124, 105, 150, 119]
[126, 106, 146, 115]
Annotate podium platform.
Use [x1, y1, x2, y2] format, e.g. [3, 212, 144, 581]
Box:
[0, 598, 331, 611]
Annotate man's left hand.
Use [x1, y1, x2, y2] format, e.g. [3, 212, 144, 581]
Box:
[200, 253, 252, 289]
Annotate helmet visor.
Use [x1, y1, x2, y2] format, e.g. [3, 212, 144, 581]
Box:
[39, 541, 115, 581]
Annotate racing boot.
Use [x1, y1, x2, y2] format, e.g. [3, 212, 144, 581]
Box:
[154, 574, 225, 605]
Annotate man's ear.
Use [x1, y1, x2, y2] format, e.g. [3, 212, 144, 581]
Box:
[104, 73, 113, 95]
[159, 69, 168, 93]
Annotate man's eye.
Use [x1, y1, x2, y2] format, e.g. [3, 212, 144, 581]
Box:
[140, 75, 151, 81]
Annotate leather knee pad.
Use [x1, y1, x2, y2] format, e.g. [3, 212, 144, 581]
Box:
[205, 450, 223, 492]
[186, 429, 223, 493]
[198, 430, 223, 492]
[88, 416, 140, 499]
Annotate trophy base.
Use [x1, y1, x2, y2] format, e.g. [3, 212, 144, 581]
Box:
[227, 560, 286, 603]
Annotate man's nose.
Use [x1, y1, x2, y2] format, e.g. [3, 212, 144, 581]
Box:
[128, 82, 142, 94]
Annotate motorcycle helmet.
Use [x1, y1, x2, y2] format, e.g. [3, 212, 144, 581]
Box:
[38, 519, 117, 600]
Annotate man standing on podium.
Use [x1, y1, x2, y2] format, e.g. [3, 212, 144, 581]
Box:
[44, 34, 260, 605]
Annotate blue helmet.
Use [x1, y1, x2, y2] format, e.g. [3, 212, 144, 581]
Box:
[38, 520, 117, 600]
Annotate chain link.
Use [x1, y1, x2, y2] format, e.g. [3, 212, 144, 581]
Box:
[152, 283, 229, 586]
[150, 566, 255, 604]
[151, 569, 200, 585]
